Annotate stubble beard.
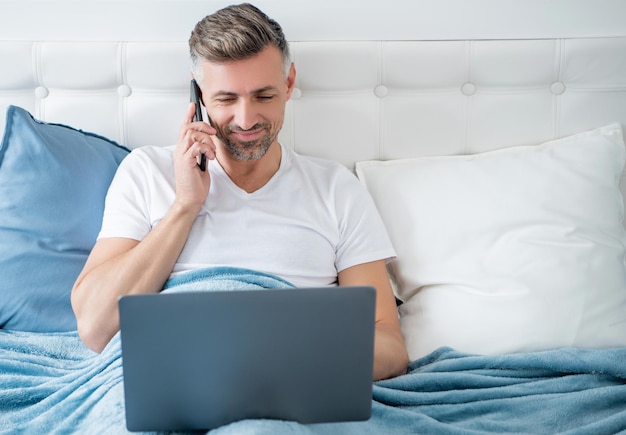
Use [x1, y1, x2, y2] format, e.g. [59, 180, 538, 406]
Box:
[219, 123, 276, 161]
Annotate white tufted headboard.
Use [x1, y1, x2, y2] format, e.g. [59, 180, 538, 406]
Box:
[1, 0, 625, 182]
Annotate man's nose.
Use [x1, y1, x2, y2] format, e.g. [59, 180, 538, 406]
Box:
[233, 101, 258, 131]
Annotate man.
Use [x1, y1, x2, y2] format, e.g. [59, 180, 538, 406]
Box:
[71, 3, 409, 381]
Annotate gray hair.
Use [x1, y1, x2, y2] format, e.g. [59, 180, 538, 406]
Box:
[189, 3, 291, 77]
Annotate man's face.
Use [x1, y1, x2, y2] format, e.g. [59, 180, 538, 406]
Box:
[197, 46, 295, 161]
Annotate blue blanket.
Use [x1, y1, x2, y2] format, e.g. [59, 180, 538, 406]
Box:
[1, 266, 626, 434]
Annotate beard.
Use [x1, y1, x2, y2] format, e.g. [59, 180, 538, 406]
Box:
[214, 122, 276, 161]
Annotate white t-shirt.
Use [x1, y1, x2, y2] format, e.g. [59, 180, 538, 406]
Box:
[99, 144, 395, 287]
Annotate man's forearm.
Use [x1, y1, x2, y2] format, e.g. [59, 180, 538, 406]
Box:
[373, 322, 410, 381]
[71, 202, 201, 352]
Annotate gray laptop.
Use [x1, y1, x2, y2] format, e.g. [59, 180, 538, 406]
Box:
[118, 286, 376, 432]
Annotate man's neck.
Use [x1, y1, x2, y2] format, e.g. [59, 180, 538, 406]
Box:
[217, 142, 282, 193]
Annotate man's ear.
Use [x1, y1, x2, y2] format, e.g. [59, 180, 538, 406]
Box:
[285, 63, 296, 99]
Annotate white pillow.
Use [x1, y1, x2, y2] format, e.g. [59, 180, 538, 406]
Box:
[356, 124, 626, 360]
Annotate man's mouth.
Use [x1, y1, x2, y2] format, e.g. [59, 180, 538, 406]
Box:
[228, 124, 269, 143]
[232, 129, 263, 142]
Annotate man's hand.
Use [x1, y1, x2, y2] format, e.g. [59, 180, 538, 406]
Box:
[173, 102, 217, 212]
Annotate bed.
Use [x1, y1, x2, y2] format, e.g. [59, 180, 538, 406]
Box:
[1, 0, 626, 433]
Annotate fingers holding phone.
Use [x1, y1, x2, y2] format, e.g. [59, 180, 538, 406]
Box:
[173, 101, 216, 210]
[186, 102, 217, 164]
[179, 102, 216, 165]
[190, 79, 212, 171]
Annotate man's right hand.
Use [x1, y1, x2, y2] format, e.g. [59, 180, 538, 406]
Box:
[173, 102, 217, 212]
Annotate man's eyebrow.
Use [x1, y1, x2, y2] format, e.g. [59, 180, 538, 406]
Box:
[210, 90, 237, 99]
[252, 86, 278, 94]
[210, 86, 278, 99]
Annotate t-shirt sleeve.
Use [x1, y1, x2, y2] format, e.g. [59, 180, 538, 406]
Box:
[97, 150, 153, 241]
[333, 168, 396, 272]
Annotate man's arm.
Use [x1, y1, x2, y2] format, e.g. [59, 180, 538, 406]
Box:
[71, 204, 202, 353]
[338, 260, 409, 381]
[71, 103, 216, 353]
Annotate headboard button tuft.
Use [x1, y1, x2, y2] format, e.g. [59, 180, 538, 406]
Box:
[34, 86, 49, 99]
[550, 82, 566, 95]
[374, 85, 388, 98]
[461, 82, 476, 96]
[117, 84, 132, 97]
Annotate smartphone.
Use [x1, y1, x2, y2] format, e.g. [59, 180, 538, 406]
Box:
[190, 79, 207, 171]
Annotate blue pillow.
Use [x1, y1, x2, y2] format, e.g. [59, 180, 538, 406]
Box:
[0, 106, 130, 332]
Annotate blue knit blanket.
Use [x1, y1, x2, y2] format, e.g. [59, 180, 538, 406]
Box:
[1, 267, 626, 434]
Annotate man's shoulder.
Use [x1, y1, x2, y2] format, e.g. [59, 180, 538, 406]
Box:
[285, 147, 365, 198]
[122, 145, 175, 169]
[128, 144, 175, 159]
[287, 146, 350, 175]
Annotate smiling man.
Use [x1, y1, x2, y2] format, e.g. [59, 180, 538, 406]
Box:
[71, 3, 409, 381]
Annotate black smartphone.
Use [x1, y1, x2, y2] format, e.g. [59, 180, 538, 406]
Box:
[190, 79, 207, 171]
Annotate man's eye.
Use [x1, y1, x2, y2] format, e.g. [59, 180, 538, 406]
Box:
[216, 98, 236, 103]
[257, 95, 275, 101]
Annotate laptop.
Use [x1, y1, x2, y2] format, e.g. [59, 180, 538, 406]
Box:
[118, 286, 376, 432]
